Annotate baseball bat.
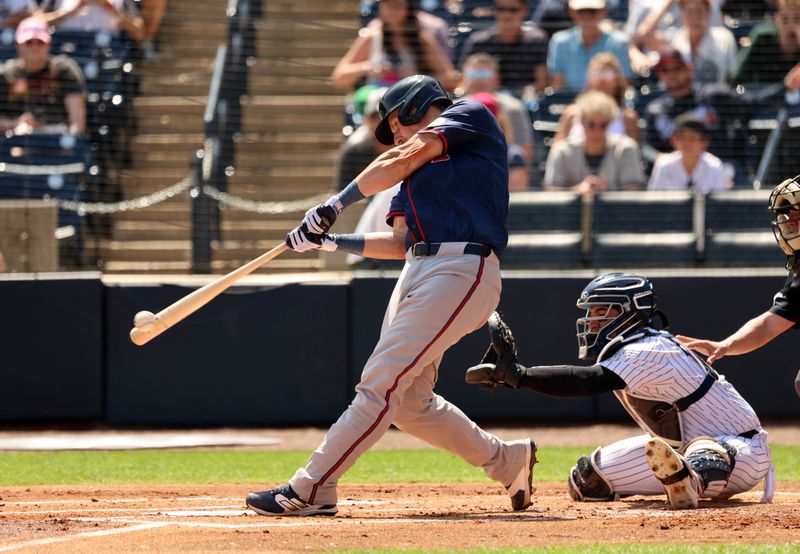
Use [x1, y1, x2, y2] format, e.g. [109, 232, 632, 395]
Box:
[129, 242, 288, 346]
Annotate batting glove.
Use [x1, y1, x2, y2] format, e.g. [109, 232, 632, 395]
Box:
[285, 225, 338, 252]
[302, 197, 343, 235]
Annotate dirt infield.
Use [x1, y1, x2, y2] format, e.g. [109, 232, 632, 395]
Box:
[1, 483, 799, 552]
[1, 424, 799, 552]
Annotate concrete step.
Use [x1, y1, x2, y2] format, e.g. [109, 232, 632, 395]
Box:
[100, 240, 192, 262]
[112, 203, 191, 222]
[248, 57, 341, 79]
[113, 220, 191, 241]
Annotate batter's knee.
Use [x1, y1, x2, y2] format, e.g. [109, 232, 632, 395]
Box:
[683, 437, 736, 498]
[567, 447, 618, 502]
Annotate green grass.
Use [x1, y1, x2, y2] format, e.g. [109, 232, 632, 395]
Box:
[0, 445, 797, 486]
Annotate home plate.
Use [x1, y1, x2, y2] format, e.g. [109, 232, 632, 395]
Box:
[156, 510, 251, 517]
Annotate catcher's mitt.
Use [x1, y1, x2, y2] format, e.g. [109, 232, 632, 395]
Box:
[466, 311, 523, 389]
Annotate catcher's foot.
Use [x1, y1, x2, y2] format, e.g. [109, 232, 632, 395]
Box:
[505, 438, 537, 511]
[645, 437, 699, 509]
[246, 484, 338, 516]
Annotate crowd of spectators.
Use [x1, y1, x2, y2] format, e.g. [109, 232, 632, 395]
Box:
[334, 0, 800, 197]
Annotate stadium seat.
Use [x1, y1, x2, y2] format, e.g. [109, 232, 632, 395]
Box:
[703, 189, 784, 266]
[502, 191, 583, 268]
[0, 133, 93, 262]
[527, 89, 578, 186]
[590, 190, 698, 268]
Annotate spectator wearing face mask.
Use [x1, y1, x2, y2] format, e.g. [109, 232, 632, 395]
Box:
[553, 52, 640, 144]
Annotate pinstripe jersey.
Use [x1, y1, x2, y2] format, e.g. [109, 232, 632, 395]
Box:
[601, 330, 762, 444]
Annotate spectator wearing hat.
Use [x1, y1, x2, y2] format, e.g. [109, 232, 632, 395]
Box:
[332, 86, 392, 191]
[647, 113, 731, 192]
[0, 16, 86, 135]
[547, 0, 633, 92]
[0, 0, 35, 30]
[457, 0, 549, 98]
[730, 0, 800, 86]
[544, 90, 644, 192]
[458, 52, 534, 167]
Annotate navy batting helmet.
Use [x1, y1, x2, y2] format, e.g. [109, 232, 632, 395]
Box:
[576, 273, 658, 361]
[374, 75, 452, 145]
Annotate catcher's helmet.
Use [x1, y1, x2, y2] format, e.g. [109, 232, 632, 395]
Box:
[769, 175, 800, 256]
[576, 273, 658, 361]
[374, 74, 452, 145]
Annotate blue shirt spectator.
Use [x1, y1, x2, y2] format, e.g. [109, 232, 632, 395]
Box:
[547, 0, 633, 92]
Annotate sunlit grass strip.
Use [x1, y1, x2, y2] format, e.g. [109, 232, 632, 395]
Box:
[0, 445, 797, 486]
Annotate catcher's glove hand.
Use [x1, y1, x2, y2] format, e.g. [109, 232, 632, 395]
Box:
[465, 311, 524, 389]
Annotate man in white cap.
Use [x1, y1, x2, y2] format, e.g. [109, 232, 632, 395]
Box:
[547, 0, 633, 91]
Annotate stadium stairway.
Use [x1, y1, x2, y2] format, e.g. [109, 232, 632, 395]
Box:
[102, 0, 360, 274]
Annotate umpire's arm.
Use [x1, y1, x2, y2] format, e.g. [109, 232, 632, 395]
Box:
[354, 132, 444, 197]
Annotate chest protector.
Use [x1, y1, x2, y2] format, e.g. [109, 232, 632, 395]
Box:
[598, 330, 718, 449]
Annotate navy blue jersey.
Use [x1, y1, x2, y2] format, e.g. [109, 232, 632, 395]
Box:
[385, 100, 509, 254]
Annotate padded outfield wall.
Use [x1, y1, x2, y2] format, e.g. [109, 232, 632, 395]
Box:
[0, 270, 797, 425]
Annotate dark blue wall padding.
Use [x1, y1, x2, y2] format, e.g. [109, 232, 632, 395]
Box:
[104, 282, 349, 425]
[0, 275, 103, 420]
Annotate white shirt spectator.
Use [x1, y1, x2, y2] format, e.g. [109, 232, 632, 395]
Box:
[672, 26, 738, 85]
[626, 0, 722, 42]
[647, 150, 729, 193]
[50, 0, 139, 35]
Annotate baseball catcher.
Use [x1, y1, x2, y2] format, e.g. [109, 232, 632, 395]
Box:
[468, 273, 775, 509]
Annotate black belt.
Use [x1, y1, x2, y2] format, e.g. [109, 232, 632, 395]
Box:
[411, 242, 492, 258]
[675, 373, 717, 411]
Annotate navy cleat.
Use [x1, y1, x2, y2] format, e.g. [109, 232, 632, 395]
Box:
[246, 484, 338, 516]
[505, 438, 538, 511]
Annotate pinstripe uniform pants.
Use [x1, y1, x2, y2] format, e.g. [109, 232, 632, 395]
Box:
[288, 247, 529, 505]
[594, 432, 773, 499]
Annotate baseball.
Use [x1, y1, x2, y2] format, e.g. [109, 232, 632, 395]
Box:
[134, 310, 157, 331]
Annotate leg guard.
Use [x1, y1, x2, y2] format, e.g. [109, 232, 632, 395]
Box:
[683, 436, 736, 499]
[567, 448, 618, 502]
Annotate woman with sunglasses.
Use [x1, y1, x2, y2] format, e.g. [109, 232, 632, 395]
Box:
[553, 52, 640, 143]
[331, 0, 458, 90]
[543, 89, 644, 193]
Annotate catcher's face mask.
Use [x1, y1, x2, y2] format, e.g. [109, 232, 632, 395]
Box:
[576, 302, 639, 361]
[770, 176, 800, 257]
[575, 273, 657, 361]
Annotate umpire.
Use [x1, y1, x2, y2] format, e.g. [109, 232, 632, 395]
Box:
[678, 175, 800, 397]
[245, 75, 537, 516]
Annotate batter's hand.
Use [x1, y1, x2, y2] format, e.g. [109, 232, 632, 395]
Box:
[302, 199, 342, 235]
[675, 335, 728, 365]
[285, 225, 338, 252]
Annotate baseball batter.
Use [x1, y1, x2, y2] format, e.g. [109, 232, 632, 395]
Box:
[246, 75, 536, 516]
[678, 175, 800, 398]
[467, 273, 775, 509]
